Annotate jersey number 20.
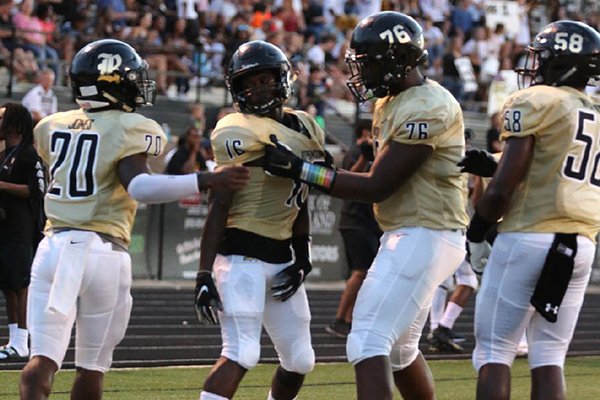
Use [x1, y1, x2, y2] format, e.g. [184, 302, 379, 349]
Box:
[48, 130, 99, 198]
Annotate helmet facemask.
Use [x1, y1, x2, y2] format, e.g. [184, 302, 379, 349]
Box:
[228, 64, 293, 115]
[345, 44, 427, 102]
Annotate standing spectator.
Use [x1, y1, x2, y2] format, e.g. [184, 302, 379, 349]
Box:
[21, 69, 57, 124]
[442, 35, 466, 102]
[0, 103, 45, 361]
[468, 21, 600, 400]
[326, 119, 382, 339]
[18, 39, 249, 399]
[195, 40, 324, 400]
[166, 127, 207, 174]
[263, 12, 467, 400]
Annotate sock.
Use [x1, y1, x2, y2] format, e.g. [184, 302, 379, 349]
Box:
[7, 323, 17, 347]
[429, 287, 447, 331]
[200, 391, 229, 400]
[267, 391, 297, 400]
[16, 328, 29, 353]
[439, 302, 464, 330]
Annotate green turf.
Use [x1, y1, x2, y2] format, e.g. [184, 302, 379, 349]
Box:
[1, 356, 599, 399]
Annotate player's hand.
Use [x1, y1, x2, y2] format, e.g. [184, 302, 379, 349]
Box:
[263, 134, 304, 180]
[457, 149, 497, 177]
[194, 271, 223, 324]
[271, 260, 312, 302]
[469, 241, 492, 275]
[200, 165, 250, 190]
[359, 139, 374, 161]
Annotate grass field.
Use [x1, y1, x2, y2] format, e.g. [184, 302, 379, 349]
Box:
[1, 356, 599, 399]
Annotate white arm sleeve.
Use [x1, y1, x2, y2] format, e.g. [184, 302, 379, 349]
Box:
[127, 173, 200, 204]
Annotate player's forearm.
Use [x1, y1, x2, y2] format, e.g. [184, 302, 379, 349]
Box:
[329, 170, 394, 203]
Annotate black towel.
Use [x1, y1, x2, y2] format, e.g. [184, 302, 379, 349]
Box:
[530, 233, 578, 323]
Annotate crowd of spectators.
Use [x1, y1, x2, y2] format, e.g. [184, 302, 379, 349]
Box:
[0, 1, 599, 123]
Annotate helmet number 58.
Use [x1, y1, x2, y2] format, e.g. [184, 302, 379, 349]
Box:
[379, 24, 411, 44]
[554, 32, 583, 53]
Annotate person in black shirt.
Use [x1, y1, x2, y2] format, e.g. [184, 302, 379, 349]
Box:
[166, 126, 207, 174]
[485, 112, 503, 153]
[0, 103, 46, 360]
[326, 119, 382, 338]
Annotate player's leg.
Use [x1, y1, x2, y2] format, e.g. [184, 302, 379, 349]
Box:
[347, 228, 465, 400]
[202, 256, 266, 399]
[264, 262, 314, 400]
[391, 307, 435, 400]
[473, 233, 553, 400]
[21, 235, 76, 399]
[70, 235, 133, 400]
[327, 229, 376, 338]
[0, 241, 33, 359]
[527, 235, 594, 400]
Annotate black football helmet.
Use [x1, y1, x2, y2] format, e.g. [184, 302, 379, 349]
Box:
[69, 39, 156, 112]
[345, 11, 427, 102]
[226, 40, 293, 115]
[516, 20, 600, 88]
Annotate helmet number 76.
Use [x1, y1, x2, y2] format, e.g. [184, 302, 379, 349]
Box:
[379, 24, 411, 44]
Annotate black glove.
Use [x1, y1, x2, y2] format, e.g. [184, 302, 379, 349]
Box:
[466, 211, 496, 243]
[271, 235, 312, 301]
[457, 149, 498, 177]
[263, 135, 336, 192]
[194, 271, 223, 325]
[263, 134, 304, 179]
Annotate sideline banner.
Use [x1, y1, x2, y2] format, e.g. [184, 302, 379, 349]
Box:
[131, 193, 347, 281]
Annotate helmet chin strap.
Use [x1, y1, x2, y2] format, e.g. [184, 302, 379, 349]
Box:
[102, 92, 134, 112]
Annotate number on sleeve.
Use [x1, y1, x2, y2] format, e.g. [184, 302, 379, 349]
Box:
[144, 134, 162, 156]
[503, 109, 522, 133]
[406, 122, 428, 139]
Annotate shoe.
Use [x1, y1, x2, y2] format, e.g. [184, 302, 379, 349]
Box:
[429, 326, 464, 353]
[426, 327, 466, 343]
[0, 345, 28, 360]
[448, 328, 466, 343]
[325, 320, 351, 339]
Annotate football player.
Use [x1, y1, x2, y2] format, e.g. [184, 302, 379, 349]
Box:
[19, 39, 249, 400]
[194, 40, 327, 400]
[262, 12, 468, 400]
[466, 21, 600, 400]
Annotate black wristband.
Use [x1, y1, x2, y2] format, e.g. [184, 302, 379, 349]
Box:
[467, 212, 495, 242]
[291, 234, 311, 264]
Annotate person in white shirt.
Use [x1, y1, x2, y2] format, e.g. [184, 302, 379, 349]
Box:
[21, 69, 57, 124]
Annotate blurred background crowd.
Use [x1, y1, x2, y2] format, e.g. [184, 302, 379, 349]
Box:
[1, 0, 600, 147]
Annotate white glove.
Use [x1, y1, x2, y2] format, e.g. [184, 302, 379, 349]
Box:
[469, 241, 492, 274]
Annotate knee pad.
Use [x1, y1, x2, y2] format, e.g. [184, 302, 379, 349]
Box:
[224, 342, 260, 370]
[390, 343, 420, 371]
[282, 345, 314, 375]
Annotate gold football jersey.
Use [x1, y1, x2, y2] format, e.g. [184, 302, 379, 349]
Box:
[498, 85, 600, 241]
[371, 79, 468, 231]
[35, 109, 166, 244]
[211, 109, 326, 240]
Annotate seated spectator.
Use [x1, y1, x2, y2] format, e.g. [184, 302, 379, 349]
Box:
[13, 0, 59, 74]
[165, 127, 207, 175]
[0, 1, 38, 82]
[21, 68, 57, 124]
